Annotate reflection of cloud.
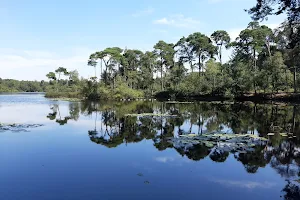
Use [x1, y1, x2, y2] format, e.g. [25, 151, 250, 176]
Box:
[213, 179, 276, 189]
[154, 156, 175, 163]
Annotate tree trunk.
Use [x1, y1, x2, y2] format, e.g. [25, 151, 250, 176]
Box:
[253, 49, 257, 95]
[190, 61, 193, 73]
[161, 59, 163, 91]
[198, 55, 201, 76]
[294, 66, 297, 93]
[219, 45, 224, 87]
[213, 76, 216, 95]
[100, 60, 103, 82]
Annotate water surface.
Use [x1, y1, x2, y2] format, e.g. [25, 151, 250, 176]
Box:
[0, 94, 300, 200]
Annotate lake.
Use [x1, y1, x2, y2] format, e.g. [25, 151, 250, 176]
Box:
[0, 94, 300, 200]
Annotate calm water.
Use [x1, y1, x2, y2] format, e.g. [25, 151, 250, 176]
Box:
[0, 94, 300, 200]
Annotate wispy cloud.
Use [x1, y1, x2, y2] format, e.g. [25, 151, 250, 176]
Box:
[213, 179, 276, 189]
[153, 14, 200, 29]
[154, 156, 175, 163]
[132, 7, 154, 17]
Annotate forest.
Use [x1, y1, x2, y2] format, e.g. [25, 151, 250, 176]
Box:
[44, 19, 299, 101]
[0, 78, 49, 92]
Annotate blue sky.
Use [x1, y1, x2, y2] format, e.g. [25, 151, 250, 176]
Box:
[0, 0, 285, 80]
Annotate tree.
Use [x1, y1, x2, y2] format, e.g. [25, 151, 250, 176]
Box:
[97, 47, 123, 87]
[205, 59, 222, 94]
[262, 51, 292, 93]
[46, 72, 56, 82]
[248, 0, 300, 48]
[231, 22, 273, 94]
[187, 32, 216, 76]
[123, 49, 143, 89]
[139, 51, 156, 94]
[248, 0, 300, 22]
[275, 21, 300, 92]
[153, 40, 175, 90]
[211, 30, 231, 64]
[175, 37, 194, 72]
[88, 53, 98, 78]
[68, 70, 80, 91]
[55, 67, 68, 82]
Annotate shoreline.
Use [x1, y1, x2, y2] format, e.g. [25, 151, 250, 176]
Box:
[42, 92, 300, 105]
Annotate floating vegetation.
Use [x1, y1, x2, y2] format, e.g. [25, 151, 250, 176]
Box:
[171, 133, 268, 155]
[267, 132, 294, 137]
[144, 181, 150, 184]
[165, 101, 193, 104]
[137, 173, 143, 177]
[49, 97, 82, 102]
[280, 133, 288, 137]
[0, 123, 44, 132]
[125, 113, 177, 117]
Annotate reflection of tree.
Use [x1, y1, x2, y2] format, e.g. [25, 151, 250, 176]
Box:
[45, 100, 300, 198]
[184, 144, 210, 161]
[47, 105, 57, 120]
[282, 181, 300, 200]
[69, 102, 80, 121]
[209, 149, 229, 163]
[174, 143, 211, 161]
[235, 146, 269, 173]
[47, 102, 80, 125]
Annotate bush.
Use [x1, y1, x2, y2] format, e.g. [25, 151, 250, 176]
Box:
[45, 91, 81, 98]
[113, 83, 144, 100]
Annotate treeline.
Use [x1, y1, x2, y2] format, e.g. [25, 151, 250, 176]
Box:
[44, 0, 299, 100]
[0, 78, 49, 92]
[82, 21, 299, 100]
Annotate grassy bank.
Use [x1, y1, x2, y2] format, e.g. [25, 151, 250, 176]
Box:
[44, 91, 82, 100]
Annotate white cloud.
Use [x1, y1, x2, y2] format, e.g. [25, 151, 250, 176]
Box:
[0, 48, 95, 81]
[153, 14, 200, 29]
[132, 7, 154, 17]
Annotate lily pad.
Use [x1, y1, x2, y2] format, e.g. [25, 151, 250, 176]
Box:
[0, 123, 44, 132]
[137, 173, 143, 177]
[125, 113, 177, 117]
[280, 133, 288, 137]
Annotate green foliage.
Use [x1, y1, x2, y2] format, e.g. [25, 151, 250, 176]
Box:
[43, 19, 299, 101]
[211, 30, 231, 63]
[187, 32, 217, 75]
[113, 83, 144, 100]
[0, 78, 48, 92]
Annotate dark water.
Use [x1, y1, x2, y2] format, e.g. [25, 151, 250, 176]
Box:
[1, 94, 300, 200]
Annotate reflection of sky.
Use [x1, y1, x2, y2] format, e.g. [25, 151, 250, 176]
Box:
[0, 94, 291, 200]
[212, 179, 276, 189]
